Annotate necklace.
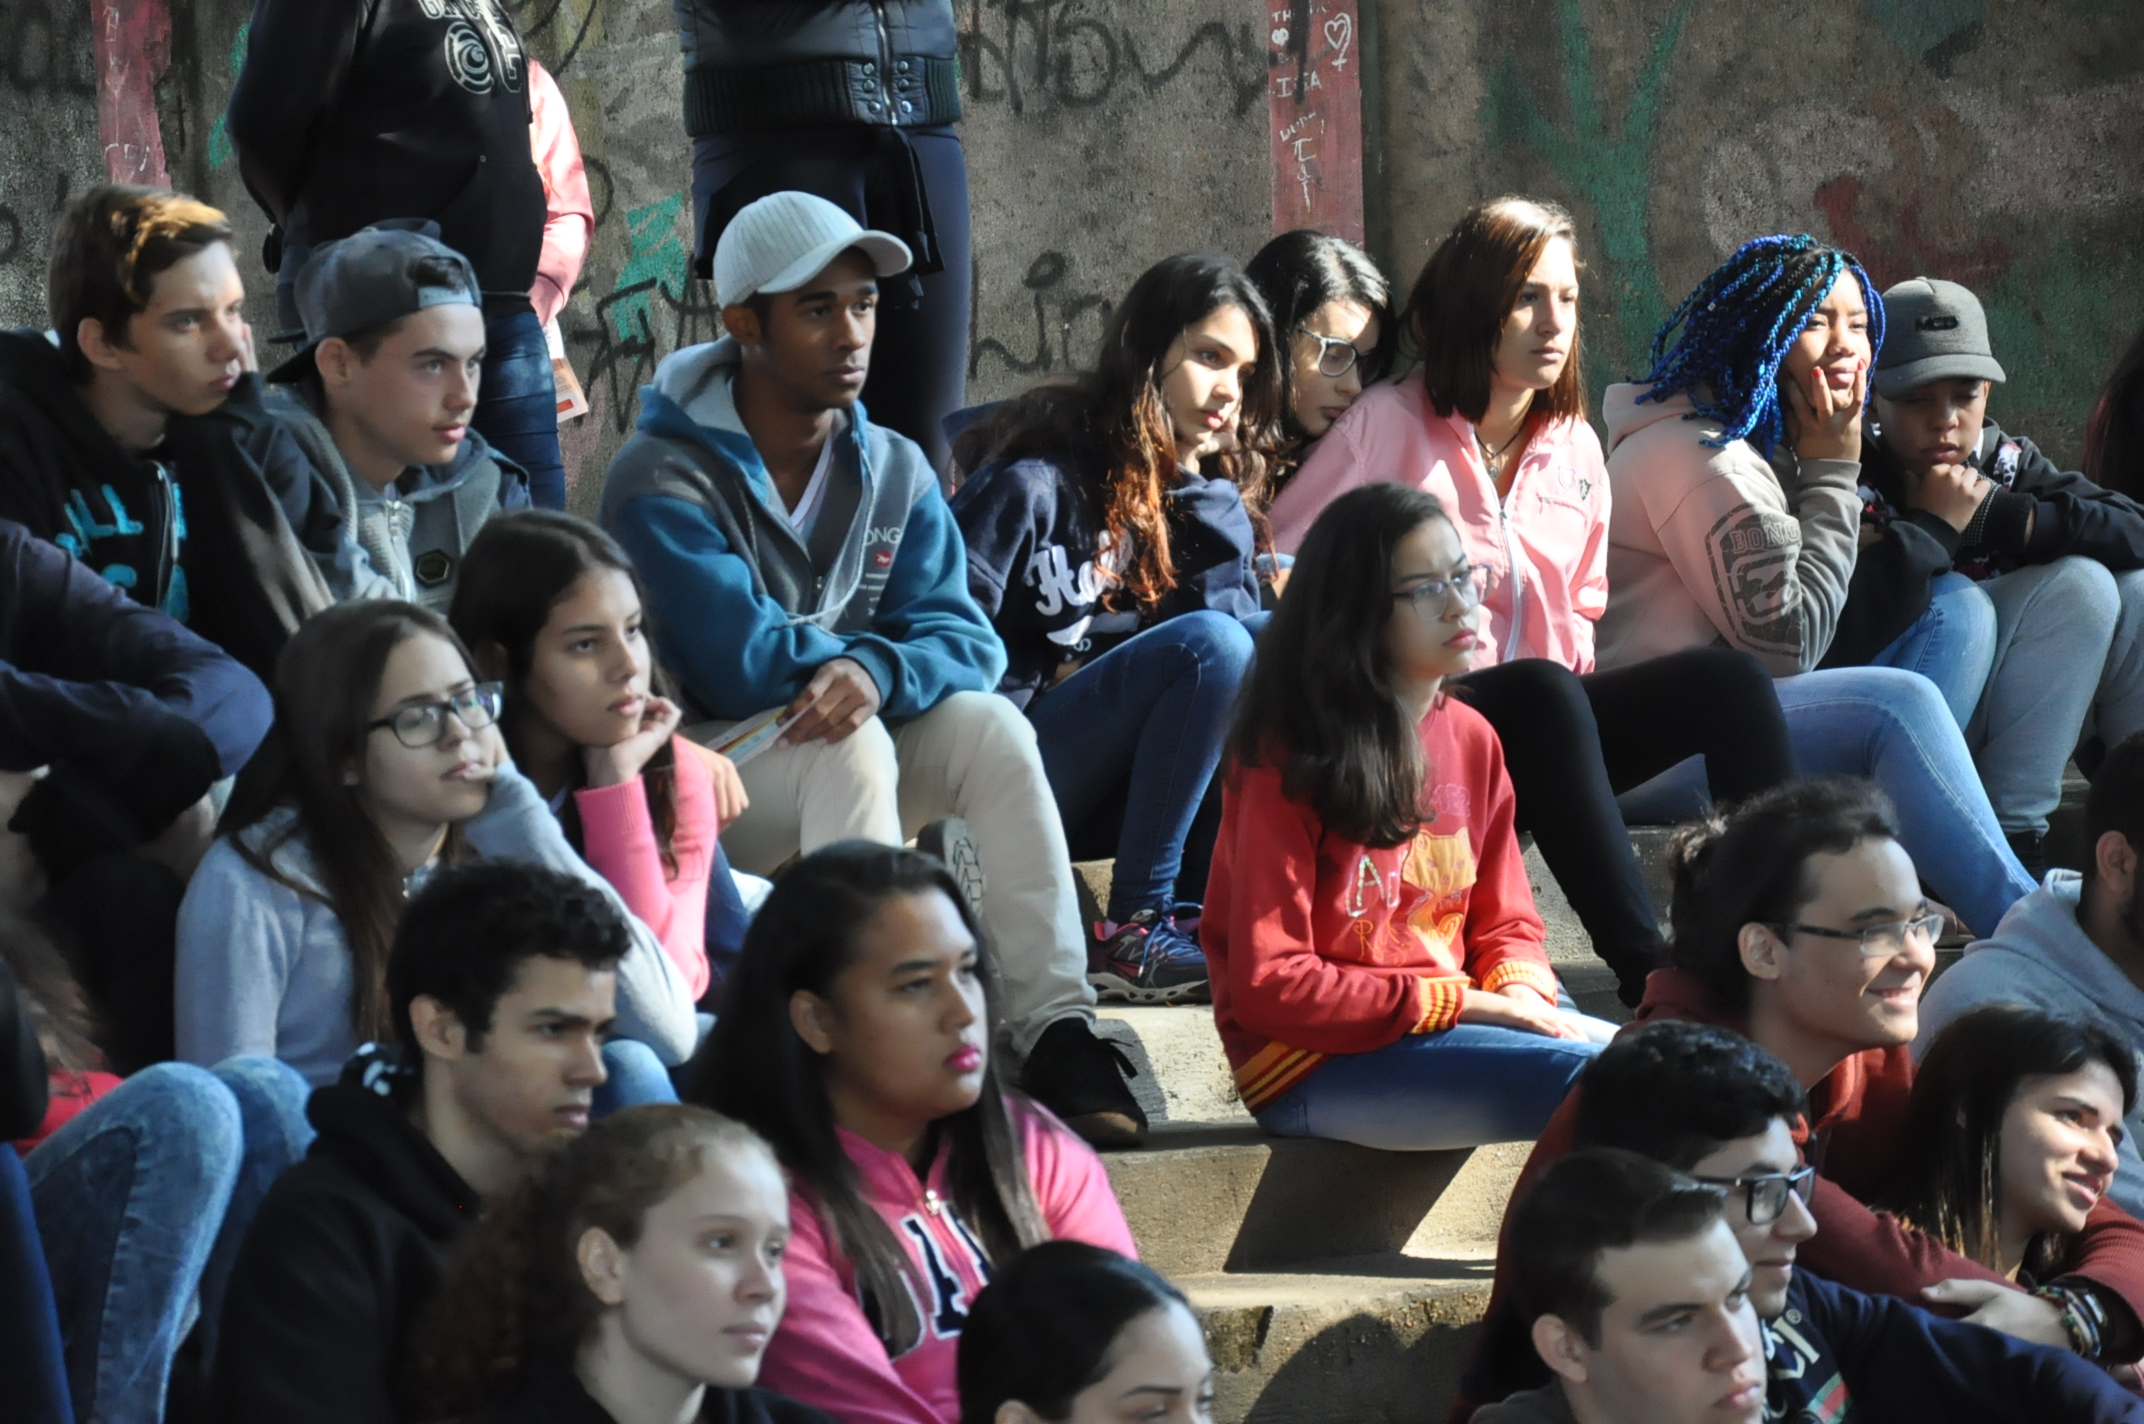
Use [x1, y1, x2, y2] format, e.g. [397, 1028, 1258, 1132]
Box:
[1475, 422, 1525, 479]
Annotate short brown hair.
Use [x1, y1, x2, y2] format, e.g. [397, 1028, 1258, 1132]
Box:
[48, 184, 233, 382]
[1401, 196, 1587, 426]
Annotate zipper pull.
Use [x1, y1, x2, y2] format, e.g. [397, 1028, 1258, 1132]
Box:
[923, 1188, 945, 1217]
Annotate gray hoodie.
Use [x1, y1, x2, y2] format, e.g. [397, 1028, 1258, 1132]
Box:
[1471, 1384, 1577, 1423]
[1915, 871, 2144, 1218]
[173, 762, 698, 1084]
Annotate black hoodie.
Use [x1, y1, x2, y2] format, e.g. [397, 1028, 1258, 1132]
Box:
[210, 1047, 480, 1424]
[474, 1359, 836, 1424]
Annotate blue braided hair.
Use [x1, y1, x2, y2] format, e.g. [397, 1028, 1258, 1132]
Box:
[1636, 234, 1885, 456]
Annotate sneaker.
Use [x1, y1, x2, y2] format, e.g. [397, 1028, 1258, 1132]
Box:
[1090, 909, 1211, 1005]
[1020, 1016, 1147, 1148]
[914, 817, 986, 919]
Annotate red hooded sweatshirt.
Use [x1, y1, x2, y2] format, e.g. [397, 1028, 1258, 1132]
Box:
[1450, 967, 2144, 1419]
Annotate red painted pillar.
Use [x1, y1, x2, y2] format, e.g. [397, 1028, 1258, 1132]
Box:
[1265, 0, 1365, 242]
[94, 0, 173, 187]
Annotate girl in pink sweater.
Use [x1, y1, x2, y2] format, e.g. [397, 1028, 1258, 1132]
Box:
[694, 843, 1137, 1424]
[451, 512, 752, 1007]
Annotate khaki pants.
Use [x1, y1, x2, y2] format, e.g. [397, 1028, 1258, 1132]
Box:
[689, 692, 1093, 1056]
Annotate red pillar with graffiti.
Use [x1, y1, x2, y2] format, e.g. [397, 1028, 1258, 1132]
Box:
[1266, 0, 1364, 242]
[94, 0, 173, 187]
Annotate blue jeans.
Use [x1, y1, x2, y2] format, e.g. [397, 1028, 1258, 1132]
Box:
[1027, 610, 1259, 922]
[1253, 1022, 1612, 1151]
[25, 1056, 313, 1422]
[1619, 666, 2035, 937]
[594, 1038, 682, 1118]
[1869, 572, 1997, 728]
[476, 308, 565, 510]
[1, 1148, 70, 1424]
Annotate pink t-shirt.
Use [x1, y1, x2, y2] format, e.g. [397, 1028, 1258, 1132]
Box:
[756, 1099, 1138, 1424]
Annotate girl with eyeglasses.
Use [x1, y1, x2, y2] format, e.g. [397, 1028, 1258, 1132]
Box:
[1265, 197, 1797, 1009]
[1244, 229, 1392, 487]
[1203, 483, 1614, 1152]
[949, 255, 1281, 1005]
[175, 600, 698, 1086]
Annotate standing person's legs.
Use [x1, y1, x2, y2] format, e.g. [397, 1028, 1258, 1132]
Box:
[1867, 571, 2000, 729]
[2094, 569, 2144, 749]
[1773, 666, 2036, 935]
[1969, 558, 2118, 836]
[1458, 659, 1669, 1005]
[688, 715, 904, 876]
[195, 1056, 313, 1372]
[1027, 611, 1254, 923]
[1251, 1026, 1609, 1151]
[858, 131, 969, 474]
[473, 308, 566, 510]
[1585, 646, 1797, 804]
[26, 1063, 243, 1423]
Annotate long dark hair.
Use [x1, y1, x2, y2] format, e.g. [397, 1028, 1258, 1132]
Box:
[1227, 483, 1452, 846]
[1246, 229, 1394, 435]
[1403, 196, 1588, 428]
[1882, 1005, 2137, 1276]
[1664, 779, 1901, 1018]
[690, 842, 1048, 1354]
[415, 1105, 777, 1418]
[957, 1242, 1191, 1424]
[2086, 321, 2144, 501]
[222, 601, 477, 1041]
[448, 510, 679, 871]
[965, 253, 1285, 612]
[1639, 233, 1885, 457]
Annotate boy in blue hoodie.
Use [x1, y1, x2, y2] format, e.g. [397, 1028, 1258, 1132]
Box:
[600, 192, 1143, 1147]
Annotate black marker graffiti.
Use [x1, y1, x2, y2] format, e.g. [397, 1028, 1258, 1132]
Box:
[968, 249, 1113, 381]
[960, 0, 1266, 118]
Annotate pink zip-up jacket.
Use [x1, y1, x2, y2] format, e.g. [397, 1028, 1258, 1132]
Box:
[571, 736, 721, 1000]
[757, 1099, 1137, 1424]
[527, 58, 592, 328]
[1267, 378, 1612, 673]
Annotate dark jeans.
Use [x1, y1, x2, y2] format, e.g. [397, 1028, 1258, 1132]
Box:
[475, 308, 565, 509]
[1456, 649, 1795, 986]
[691, 125, 971, 472]
[0, 1148, 70, 1424]
[1028, 610, 1260, 924]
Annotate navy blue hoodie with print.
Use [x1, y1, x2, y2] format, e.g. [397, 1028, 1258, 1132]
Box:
[950, 434, 1260, 708]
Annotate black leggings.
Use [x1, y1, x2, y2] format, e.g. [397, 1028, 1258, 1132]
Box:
[1455, 648, 1795, 990]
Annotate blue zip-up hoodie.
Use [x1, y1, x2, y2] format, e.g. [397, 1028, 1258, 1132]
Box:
[600, 339, 1003, 722]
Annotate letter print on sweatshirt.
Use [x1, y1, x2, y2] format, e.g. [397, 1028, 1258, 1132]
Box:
[1704, 506, 1803, 655]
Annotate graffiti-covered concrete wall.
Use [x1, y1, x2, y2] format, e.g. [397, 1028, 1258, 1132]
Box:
[12, 0, 2142, 500]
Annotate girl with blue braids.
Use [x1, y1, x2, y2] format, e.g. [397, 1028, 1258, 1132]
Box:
[1598, 234, 2037, 938]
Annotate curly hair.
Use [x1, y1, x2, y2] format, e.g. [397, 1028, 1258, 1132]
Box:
[414, 1104, 778, 1418]
[1638, 234, 1885, 457]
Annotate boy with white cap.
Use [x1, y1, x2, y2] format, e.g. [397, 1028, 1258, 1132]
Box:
[1827, 276, 2144, 872]
[601, 191, 1145, 1146]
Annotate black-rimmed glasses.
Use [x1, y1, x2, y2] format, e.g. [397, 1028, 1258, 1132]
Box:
[366, 683, 504, 749]
[1693, 1165, 1816, 1226]
[1392, 565, 1489, 618]
[1298, 329, 1363, 378]
[1775, 914, 1944, 957]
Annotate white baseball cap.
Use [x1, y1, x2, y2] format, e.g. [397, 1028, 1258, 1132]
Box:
[713, 191, 912, 307]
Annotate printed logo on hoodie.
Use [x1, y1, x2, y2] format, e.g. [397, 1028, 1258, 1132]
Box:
[416, 0, 525, 95]
[891, 1209, 992, 1351]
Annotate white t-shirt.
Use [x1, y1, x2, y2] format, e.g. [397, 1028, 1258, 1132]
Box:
[783, 420, 841, 541]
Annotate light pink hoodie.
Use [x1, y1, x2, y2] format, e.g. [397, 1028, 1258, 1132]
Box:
[1268, 378, 1611, 673]
[527, 59, 593, 327]
[756, 1099, 1137, 1424]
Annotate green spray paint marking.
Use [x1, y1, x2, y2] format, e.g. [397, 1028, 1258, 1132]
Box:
[611, 194, 690, 343]
[207, 23, 250, 170]
[1485, 0, 1691, 382]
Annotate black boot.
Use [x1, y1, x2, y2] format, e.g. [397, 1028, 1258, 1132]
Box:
[2006, 828, 2050, 884]
[1019, 1016, 1147, 1149]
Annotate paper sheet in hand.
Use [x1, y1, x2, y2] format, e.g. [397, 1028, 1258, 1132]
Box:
[706, 707, 800, 767]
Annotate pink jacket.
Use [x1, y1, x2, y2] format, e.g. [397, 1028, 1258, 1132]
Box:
[757, 1100, 1137, 1424]
[527, 58, 592, 328]
[571, 736, 722, 1000]
[1268, 378, 1612, 674]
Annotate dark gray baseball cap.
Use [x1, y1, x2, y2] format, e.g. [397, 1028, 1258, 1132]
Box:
[1873, 276, 2007, 398]
[268, 221, 482, 383]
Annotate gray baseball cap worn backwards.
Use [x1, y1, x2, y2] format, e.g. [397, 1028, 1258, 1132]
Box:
[1873, 276, 2007, 398]
[269, 221, 482, 383]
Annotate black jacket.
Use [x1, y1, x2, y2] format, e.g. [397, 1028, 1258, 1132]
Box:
[1825, 420, 2144, 666]
[227, 0, 546, 319]
[950, 431, 1261, 707]
[209, 1048, 480, 1424]
[0, 519, 271, 877]
[0, 331, 352, 680]
[475, 1360, 836, 1424]
[0, 958, 48, 1142]
[675, 0, 960, 134]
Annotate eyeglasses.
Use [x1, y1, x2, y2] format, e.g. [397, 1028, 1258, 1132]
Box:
[366, 683, 504, 749]
[1392, 565, 1489, 617]
[1774, 914, 1944, 957]
[1693, 1165, 1816, 1227]
[1298, 329, 1364, 378]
